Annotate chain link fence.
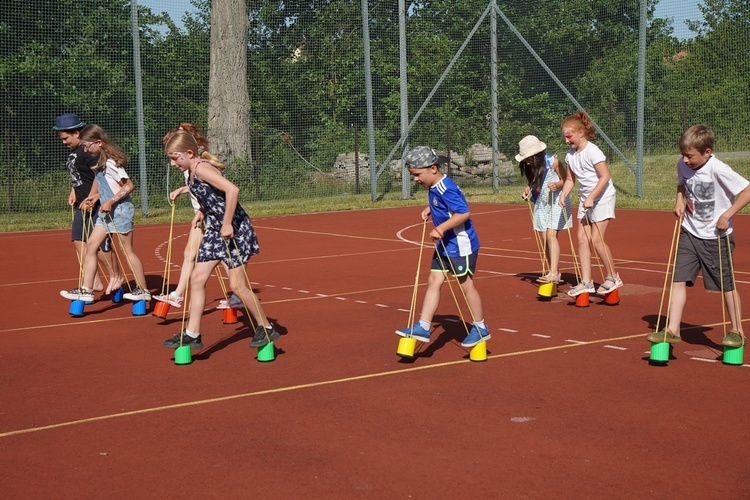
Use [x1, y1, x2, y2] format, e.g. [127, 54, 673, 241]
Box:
[1, 0, 748, 217]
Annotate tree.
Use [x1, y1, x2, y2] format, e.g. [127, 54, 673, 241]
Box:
[208, 0, 252, 162]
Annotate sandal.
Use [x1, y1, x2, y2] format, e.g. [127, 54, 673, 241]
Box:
[567, 281, 595, 297]
[596, 276, 618, 294]
[721, 331, 746, 347]
[536, 273, 561, 284]
[646, 328, 681, 344]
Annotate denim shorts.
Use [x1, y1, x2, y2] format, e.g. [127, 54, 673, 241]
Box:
[96, 200, 134, 234]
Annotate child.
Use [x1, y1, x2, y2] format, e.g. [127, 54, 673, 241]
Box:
[155, 124, 207, 309]
[154, 123, 245, 311]
[395, 146, 489, 348]
[161, 128, 278, 350]
[53, 113, 116, 295]
[517, 135, 571, 284]
[559, 112, 622, 296]
[60, 125, 150, 303]
[647, 125, 750, 347]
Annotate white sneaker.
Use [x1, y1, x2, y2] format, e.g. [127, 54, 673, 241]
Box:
[123, 287, 152, 301]
[60, 287, 95, 303]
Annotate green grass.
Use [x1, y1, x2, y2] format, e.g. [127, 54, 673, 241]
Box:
[3, 155, 749, 232]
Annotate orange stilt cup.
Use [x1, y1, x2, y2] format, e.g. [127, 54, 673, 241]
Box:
[604, 288, 620, 305]
[223, 307, 238, 324]
[575, 292, 590, 307]
[152, 301, 170, 319]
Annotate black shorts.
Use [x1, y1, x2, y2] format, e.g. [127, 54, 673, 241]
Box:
[71, 207, 111, 252]
[430, 250, 478, 277]
[674, 229, 734, 291]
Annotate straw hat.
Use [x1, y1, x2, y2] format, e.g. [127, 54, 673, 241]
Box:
[515, 135, 546, 162]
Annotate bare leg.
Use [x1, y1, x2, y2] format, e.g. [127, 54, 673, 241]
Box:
[666, 282, 687, 338]
[186, 260, 217, 334]
[118, 232, 148, 290]
[546, 229, 560, 276]
[590, 219, 617, 278]
[577, 221, 592, 283]
[724, 289, 744, 335]
[458, 274, 484, 323]
[82, 227, 109, 290]
[418, 270, 446, 324]
[173, 226, 202, 298]
[227, 263, 270, 328]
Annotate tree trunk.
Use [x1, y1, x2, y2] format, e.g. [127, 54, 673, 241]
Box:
[207, 0, 251, 163]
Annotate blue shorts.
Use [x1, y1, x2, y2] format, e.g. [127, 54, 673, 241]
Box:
[96, 200, 134, 234]
[430, 250, 478, 277]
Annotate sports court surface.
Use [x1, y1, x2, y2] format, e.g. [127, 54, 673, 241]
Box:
[1, 203, 748, 497]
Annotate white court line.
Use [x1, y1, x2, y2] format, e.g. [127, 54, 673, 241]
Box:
[690, 357, 719, 363]
[498, 328, 518, 333]
[565, 339, 586, 344]
[603, 345, 627, 350]
[532, 334, 551, 338]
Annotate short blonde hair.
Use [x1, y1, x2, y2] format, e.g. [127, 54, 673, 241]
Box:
[679, 125, 715, 153]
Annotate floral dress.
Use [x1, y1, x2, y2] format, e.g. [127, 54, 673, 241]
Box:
[188, 162, 259, 268]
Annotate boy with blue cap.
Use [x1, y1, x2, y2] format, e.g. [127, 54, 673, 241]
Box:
[395, 146, 490, 348]
[54, 113, 117, 296]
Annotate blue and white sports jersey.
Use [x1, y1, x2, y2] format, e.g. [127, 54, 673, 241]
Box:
[428, 175, 480, 257]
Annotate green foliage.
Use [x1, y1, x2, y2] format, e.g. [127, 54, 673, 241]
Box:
[0, 0, 748, 214]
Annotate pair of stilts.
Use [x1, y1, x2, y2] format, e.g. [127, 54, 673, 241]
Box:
[155, 202, 275, 365]
[649, 216, 745, 365]
[67, 207, 149, 317]
[397, 220, 487, 362]
[528, 200, 620, 306]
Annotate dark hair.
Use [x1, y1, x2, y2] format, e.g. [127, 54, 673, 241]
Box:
[519, 151, 546, 193]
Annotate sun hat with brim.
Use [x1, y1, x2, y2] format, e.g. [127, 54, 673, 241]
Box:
[52, 113, 86, 131]
[403, 146, 440, 169]
[515, 135, 547, 162]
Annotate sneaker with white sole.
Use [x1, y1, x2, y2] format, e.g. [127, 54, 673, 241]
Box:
[461, 324, 491, 347]
[249, 325, 281, 348]
[217, 294, 245, 310]
[567, 281, 595, 297]
[162, 331, 203, 349]
[60, 287, 95, 303]
[395, 323, 431, 343]
[155, 292, 183, 308]
[123, 286, 152, 301]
